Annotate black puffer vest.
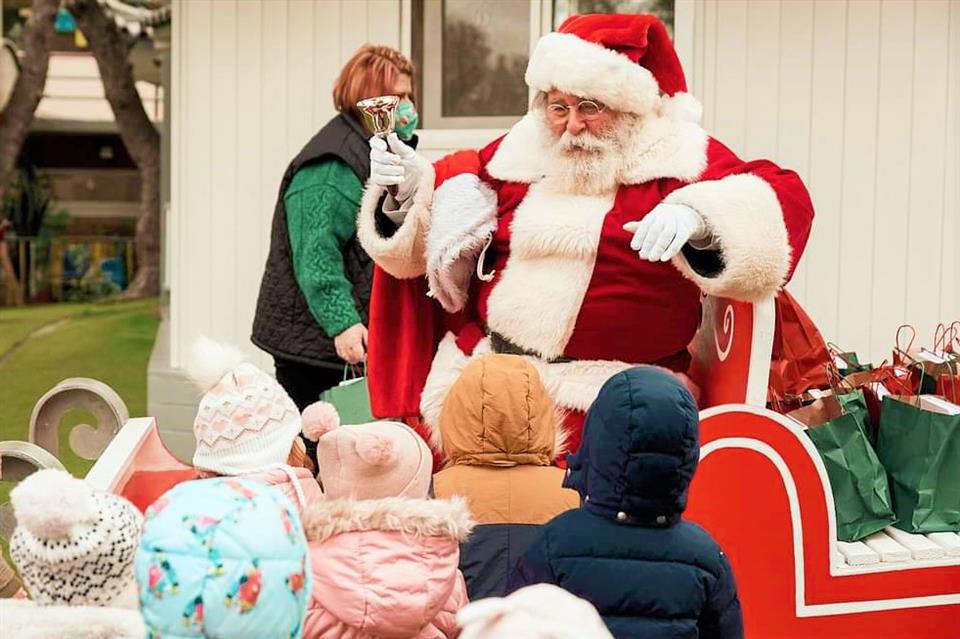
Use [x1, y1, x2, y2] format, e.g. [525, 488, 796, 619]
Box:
[251, 113, 377, 368]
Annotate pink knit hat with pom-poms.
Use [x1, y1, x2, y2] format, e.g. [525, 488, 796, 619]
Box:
[302, 401, 433, 500]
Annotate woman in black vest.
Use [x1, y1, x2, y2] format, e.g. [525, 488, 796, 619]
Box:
[252, 46, 418, 460]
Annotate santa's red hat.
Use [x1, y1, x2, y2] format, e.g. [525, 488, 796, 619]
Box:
[525, 14, 700, 121]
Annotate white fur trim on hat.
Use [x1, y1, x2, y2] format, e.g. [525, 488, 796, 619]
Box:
[525, 32, 660, 115]
[186, 336, 246, 392]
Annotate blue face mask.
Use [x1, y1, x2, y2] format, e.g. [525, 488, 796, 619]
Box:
[394, 99, 419, 140]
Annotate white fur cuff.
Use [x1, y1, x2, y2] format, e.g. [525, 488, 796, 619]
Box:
[426, 174, 499, 313]
[667, 173, 791, 301]
[357, 155, 436, 279]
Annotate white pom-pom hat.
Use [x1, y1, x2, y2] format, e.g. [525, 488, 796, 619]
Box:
[458, 584, 613, 639]
[9, 469, 143, 608]
[303, 402, 433, 500]
[188, 336, 302, 477]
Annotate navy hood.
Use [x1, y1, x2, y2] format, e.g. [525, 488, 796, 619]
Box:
[563, 366, 700, 527]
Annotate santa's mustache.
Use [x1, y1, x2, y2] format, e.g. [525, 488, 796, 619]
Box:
[556, 130, 611, 153]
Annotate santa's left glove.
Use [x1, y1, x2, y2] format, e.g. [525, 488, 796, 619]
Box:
[623, 203, 709, 262]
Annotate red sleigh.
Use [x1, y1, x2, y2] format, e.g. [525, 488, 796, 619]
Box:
[4, 295, 956, 637]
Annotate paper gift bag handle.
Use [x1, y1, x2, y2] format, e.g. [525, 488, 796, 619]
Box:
[895, 324, 917, 358]
[341, 364, 366, 382]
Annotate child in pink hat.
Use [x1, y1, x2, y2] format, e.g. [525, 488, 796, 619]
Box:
[298, 404, 473, 638]
[187, 336, 322, 511]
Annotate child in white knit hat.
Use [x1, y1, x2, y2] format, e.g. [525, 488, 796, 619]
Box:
[1, 469, 146, 638]
[187, 336, 323, 511]
[457, 584, 613, 639]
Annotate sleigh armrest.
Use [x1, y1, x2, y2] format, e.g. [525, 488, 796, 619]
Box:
[688, 294, 775, 408]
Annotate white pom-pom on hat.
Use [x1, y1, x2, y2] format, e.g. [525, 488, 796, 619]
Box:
[10, 469, 97, 539]
[355, 432, 397, 467]
[301, 401, 341, 442]
[659, 92, 703, 124]
[186, 335, 247, 392]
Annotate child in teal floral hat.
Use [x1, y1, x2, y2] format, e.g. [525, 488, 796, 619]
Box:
[136, 477, 311, 639]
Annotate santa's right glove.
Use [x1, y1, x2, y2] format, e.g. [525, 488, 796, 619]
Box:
[369, 133, 422, 205]
[425, 173, 499, 313]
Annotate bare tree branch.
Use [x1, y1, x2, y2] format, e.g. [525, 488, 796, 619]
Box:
[0, 0, 60, 203]
[0, 0, 59, 306]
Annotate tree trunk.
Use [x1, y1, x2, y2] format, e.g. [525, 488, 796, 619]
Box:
[0, 0, 60, 306]
[67, 0, 161, 298]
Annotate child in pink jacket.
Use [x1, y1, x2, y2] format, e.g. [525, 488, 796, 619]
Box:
[300, 403, 474, 638]
[187, 336, 322, 511]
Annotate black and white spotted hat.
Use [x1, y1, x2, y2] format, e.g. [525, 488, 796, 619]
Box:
[9, 469, 143, 607]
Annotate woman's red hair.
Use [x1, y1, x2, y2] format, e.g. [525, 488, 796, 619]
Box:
[333, 45, 416, 118]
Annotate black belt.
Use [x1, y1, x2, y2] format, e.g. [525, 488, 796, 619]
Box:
[488, 331, 575, 364]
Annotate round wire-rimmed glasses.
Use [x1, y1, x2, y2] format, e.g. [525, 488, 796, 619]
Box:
[546, 99, 606, 122]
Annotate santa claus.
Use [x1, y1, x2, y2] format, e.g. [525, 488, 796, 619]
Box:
[359, 14, 814, 460]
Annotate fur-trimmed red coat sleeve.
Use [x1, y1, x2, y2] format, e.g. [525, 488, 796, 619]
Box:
[665, 138, 814, 300]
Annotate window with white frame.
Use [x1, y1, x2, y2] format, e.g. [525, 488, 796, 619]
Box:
[412, 0, 677, 130]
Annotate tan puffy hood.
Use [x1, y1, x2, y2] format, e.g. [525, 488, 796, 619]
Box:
[439, 354, 565, 466]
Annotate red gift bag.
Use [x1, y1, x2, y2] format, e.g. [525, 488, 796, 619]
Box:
[768, 289, 833, 404]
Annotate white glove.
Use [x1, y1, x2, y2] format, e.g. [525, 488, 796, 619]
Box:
[369, 132, 421, 202]
[622, 203, 707, 262]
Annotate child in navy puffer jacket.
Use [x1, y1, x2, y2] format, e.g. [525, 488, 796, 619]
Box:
[508, 366, 743, 639]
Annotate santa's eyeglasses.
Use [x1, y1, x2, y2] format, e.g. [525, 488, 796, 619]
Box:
[545, 99, 606, 121]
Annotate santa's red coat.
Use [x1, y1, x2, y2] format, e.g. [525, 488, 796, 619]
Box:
[358, 111, 814, 458]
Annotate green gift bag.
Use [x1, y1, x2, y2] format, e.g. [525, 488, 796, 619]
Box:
[319, 368, 375, 425]
[877, 396, 960, 533]
[837, 391, 875, 444]
[802, 408, 897, 542]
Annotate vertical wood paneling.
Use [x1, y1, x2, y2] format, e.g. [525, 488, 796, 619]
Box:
[367, 0, 401, 46]
[235, 0, 264, 349]
[314, 0, 342, 127]
[869, 0, 915, 358]
[711, 0, 748, 153]
[182, 0, 214, 345]
[904, 0, 951, 339]
[743, 0, 780, 160]
[259, 0, 289, 262]
[287, 0, 316, 157]
[340, 1, 369, 64]
[942, 0, 960, 322]
[210, 0, 239, 345]
[835, 0, 881, 355]
[802, 0, 847, 343]
[776, 0, 814, 304]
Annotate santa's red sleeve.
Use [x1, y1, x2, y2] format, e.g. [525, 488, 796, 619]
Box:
[665, 137, 814, 301]
[361, 148, 488, 425]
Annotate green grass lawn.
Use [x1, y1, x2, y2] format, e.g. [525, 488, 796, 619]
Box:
[0, 298, 159, 491]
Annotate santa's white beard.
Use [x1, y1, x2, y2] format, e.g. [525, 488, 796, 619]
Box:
[541, 115, 642, 195]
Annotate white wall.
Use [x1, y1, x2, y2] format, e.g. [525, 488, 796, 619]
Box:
[167, 0, 958, 381]
[168, 0, 403, 372]
[690, 0, 959, 361]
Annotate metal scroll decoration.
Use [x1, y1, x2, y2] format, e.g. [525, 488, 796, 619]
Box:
[28, 377, 130, 461]
[0, 440, 66, 543]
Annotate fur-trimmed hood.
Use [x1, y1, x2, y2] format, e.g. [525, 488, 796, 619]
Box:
[0, 599, 145, 639]
[303, 496, 475, 543]
[301, 497, 473, 638]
